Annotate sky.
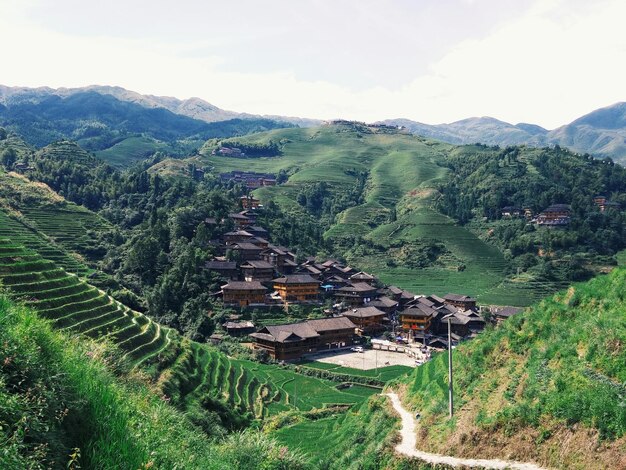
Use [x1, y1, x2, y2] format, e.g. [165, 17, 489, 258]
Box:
[1, 0, 625, 128]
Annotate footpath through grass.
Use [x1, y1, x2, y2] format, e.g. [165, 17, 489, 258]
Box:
[404, 268, 626, 469]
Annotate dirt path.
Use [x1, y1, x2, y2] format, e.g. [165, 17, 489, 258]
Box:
[386, 392, 547, 469]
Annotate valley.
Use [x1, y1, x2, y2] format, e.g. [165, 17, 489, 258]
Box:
[1, 90, 626, 469]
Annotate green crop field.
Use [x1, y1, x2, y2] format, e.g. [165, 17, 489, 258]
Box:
[299, 360, 412, 382]
[0, 239, 171, 367]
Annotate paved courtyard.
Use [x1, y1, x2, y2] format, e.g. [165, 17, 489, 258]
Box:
[311, 348, 419, 370]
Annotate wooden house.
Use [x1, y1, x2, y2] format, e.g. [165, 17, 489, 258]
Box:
[229, 212, 252, 228]
[367, 296, 399, 313]
[501, 206, 522, 217]
[224, 230, 254, 245]
[205, 260, 239, 280]
[247, 225, 269, 239]
[349, 271, 377, 286]
[443, 293, 477, 310]
[273, 274, 320, 302]
[224, 320, 256, 337]
[400, 304, 435, 339]
[334, 282, 378, 307]
[341, 306, 386, 334]
[240, 195, 261, 209]
[240, 260, 275, 282]
[229, 242, 262, 261]
[536, 204, 571, 227]
[250, 317, 356, 361]
[493, 306, 523, 324]
[222, 281, 267, 307]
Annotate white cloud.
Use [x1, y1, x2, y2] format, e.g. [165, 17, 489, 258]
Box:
[0, 0, 624, 128]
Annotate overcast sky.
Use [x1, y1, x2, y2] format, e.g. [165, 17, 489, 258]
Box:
[1, 0, 624, 128]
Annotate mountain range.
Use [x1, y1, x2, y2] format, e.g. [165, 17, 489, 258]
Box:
[382, 102, 626, 163]
[1, 84, 625, 164]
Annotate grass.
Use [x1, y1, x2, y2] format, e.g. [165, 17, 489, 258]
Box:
[299, 360, 412, 382]
[405, 267, 626, 460]
[0, 293, 310, 470]
[0, 238, 171, 368]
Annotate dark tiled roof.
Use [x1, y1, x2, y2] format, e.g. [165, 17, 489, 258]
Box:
[273, 274, 319, 284]
[231, 242, 262, 251]
[206, 261, 237, 269]
[307, 316, 356, 332]
[222, 281, 267, 291]
[401, 303, 436, 318]
[387, 285, 403, 295]
[350, 271, 376, 281]
[229, 212, 250, 220]
[369, 296, 399, 308]
[341, 306, 386, 318]
[262, 245, 287, 255]
[495, 306, 523, 318]
[337, 282, 377, 293]
[444, 293, 476, 302]
[241, 260, 274, 269]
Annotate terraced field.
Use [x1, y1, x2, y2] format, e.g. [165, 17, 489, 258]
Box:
[19, 206, 111, 261]
[0, 210, 90, 276]
[162, 340, 379, 418]
[0, 239, 171, 367]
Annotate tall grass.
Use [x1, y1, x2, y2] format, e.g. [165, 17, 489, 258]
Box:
[0, 294, 309, 469]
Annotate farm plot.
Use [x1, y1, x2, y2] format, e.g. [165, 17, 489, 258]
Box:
[0, 238, 172, 367]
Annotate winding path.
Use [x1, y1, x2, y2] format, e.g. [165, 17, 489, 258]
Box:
[386, 393, 547, 470]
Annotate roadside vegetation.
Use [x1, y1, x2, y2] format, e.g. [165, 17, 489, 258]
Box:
[404, 267, 626, 469]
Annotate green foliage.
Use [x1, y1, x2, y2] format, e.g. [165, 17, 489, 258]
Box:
[408, 268, 626, 440]
[0, 294, 310, 469]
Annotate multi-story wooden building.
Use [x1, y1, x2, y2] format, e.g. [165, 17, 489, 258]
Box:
[240, 195, 261, 209]
[205, 260, 239, 280]
[400, 303, 435, 340]
[240, 260, 275, 283]
[334, 282, 378, 307]
[250, 317, 356, 360]
[222, 281, 267, 307]
[273, 274, 320, 302]
[443, 293, 477, 310]
[229, 242, 262, 261]
[341, 306, 386, 333]
[223, 230, 254, 245]
[349, 271, 377, 286]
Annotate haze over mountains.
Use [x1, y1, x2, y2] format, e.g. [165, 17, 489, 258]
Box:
[1, 84, 625, 163]
[382, 102, 626, 163]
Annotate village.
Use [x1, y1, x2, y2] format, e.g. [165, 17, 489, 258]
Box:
[204, 192, 524, 369]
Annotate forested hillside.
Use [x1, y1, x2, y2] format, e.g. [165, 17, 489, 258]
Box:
[0, 90, 293, 167]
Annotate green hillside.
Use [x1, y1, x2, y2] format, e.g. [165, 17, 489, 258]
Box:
[196, 125, 516, 304]
[0, 292, 313, 469]
[154, 124, 541, 305]
[402, 267, 626, 469]
[0, 90, 294, 167]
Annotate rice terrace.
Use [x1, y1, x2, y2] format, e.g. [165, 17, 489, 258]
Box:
[2, 3, 626, 467]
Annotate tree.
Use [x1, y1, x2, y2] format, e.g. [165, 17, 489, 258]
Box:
[1, 148, 17, 169]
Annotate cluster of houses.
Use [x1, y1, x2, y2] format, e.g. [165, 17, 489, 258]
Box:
[219, 171, 277, 189]
[205, 197, 523, 361]
[501, 196, 622, 229]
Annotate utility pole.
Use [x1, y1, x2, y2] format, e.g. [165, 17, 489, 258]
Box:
[442, 314, 454, 418]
